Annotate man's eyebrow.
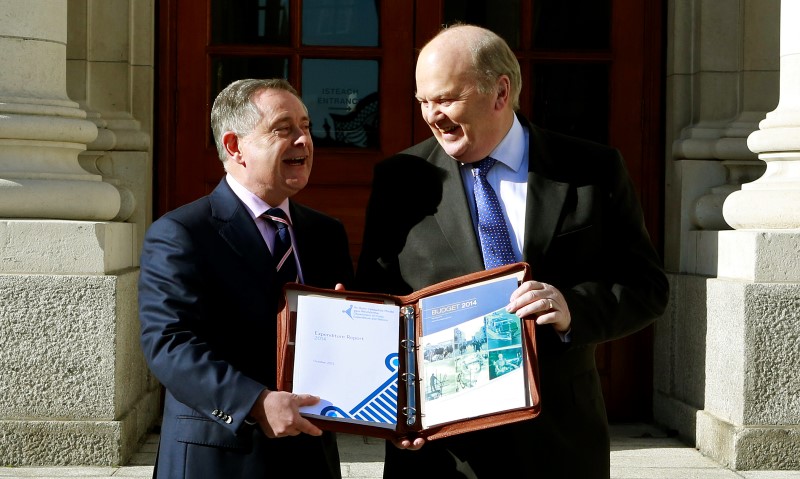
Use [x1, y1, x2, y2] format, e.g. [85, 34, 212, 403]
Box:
[268, 114, 310, 128]
[415, 90, 453, 101]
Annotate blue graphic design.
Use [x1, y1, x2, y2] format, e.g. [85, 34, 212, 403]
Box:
[342, 304, 354, 319]
[320, 352, 399, 425]
[420, 276, 518, 335]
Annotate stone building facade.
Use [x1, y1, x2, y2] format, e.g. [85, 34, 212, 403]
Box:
[0, 0, 797, 470]
[658, 0, 800, 469]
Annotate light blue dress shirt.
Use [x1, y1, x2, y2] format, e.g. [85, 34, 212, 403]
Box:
[460, 115, 529, 263]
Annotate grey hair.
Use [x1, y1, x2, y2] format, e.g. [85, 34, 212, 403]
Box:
[210, 78, 303, 162]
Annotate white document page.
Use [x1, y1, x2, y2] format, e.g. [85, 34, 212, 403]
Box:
[293, 295, 400, 428]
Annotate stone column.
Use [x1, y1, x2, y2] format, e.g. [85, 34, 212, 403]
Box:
[0, 1, 122, 220]
[655, 0, 779, 445]
[697, 0, 800, 470]
[0, 0, 159, 466]
[723, 2, 800, 229]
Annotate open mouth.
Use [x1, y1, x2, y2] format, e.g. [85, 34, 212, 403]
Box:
[284, 156, 306, 166]
[438, 125, 459, 134]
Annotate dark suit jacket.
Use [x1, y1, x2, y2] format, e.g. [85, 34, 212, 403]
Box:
[355, 117, 669, 478]
[139, 178, 354, 479]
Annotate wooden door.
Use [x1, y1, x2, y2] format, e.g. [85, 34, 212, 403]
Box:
[158, 0, 415, 263]
[411, 0, 664, 422]
[157, 0, 664, 421]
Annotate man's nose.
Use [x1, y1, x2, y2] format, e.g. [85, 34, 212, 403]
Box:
[422, 102, 441, 123]
[293, 126, 310, 146]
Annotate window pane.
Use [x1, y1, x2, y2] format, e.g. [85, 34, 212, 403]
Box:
[531, 63, 609, 144]
[443, 0, 521, 48]
[302, 59, 379, 148]
[211, 0, 290, 45]
[210, 56, 290, 108]
[533, 0, 610, 50]
[302, 0, 379, 46]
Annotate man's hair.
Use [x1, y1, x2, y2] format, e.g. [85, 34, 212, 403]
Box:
[435, 24, 522, 111]
[210, 78, 303, 161]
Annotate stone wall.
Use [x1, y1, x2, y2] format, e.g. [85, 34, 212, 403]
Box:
[0, 0, 159, 466]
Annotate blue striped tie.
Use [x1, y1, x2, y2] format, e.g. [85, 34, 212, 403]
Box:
[263, 208, 298, 286]
[472, 157, 516, 269]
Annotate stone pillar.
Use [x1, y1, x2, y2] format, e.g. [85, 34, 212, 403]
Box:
[0, 0, 160, 466]
[723, 0, 800, 229]
[697, 0, 800, 470]
[0, 1, 122, 220]
[656, 0, 779, 445]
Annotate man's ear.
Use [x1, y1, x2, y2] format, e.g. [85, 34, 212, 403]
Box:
[222, 131, 243, 164]
[495, 75, 511, 111]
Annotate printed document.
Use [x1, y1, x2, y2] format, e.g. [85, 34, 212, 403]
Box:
[293, 295, 400, 428]
[418, 275, 529, 428]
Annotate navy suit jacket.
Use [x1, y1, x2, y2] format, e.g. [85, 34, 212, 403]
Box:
[355, 117, 669, 478]
[139, 179, 354, 478]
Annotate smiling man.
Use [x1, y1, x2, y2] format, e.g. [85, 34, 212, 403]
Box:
[413, 30, 516, 165]
[355, 25, 668, 478]
[138, 78, 354, 479]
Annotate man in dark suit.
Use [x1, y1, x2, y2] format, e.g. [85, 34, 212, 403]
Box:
[139, 78, 353, 478]
[355, 25, 669, 478]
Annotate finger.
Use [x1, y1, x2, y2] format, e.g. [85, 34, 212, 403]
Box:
[392, 436, 423, 450]
[507, 289, 542, 315]
[391, 437, 409, 449]
[509, 280, 542, 302]
[506, 289, 529, 312]
[511, 295, 552, 319]
[293, 394, 321, 407]
[544, 298, 555, 311]
[407, 437, 426, 450]
[535, 310, 556, 324]
[334, 283, 346, 291]
[295, 416, 323, 436]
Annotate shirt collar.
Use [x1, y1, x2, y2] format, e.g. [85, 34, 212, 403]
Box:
[225, 174, 291, 221]
[488, 115, 525, 172]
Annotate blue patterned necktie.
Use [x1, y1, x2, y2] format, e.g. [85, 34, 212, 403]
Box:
[263, 208, 298, 286]
[472, 157, 516, 269]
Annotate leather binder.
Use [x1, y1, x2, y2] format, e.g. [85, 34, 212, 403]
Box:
[276, 262, 541, 441]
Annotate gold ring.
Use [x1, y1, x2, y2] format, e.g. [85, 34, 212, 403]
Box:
[548, 299, 554, 310]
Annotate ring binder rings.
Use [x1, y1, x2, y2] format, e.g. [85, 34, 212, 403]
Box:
[401, 306, 417, 426]
[277, 262, 541, 441]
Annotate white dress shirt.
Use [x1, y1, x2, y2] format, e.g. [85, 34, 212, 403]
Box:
[225, 174, 304, 283]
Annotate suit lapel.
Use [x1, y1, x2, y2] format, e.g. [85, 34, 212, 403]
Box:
[288, 202, 312, 276]
[523, 172, 567, 268]
[209, 179, 273, 276]
[429, 148, 486, 273]
[522, 121, 568, 268]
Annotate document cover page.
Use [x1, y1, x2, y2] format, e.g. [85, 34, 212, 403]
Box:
[293, 295, 400, 428]
[418, 276, 528, 428]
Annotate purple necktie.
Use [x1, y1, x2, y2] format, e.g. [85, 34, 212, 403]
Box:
[263, 208, 298, 286]
[472, 157, 516, 269]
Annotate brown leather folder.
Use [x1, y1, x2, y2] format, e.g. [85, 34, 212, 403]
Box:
[277, 262, 541, 441]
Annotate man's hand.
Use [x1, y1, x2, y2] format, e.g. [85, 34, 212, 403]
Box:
[391, 436, 425, 450]
[249, 389, 323, 438]
[506, 280, 571, 333]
